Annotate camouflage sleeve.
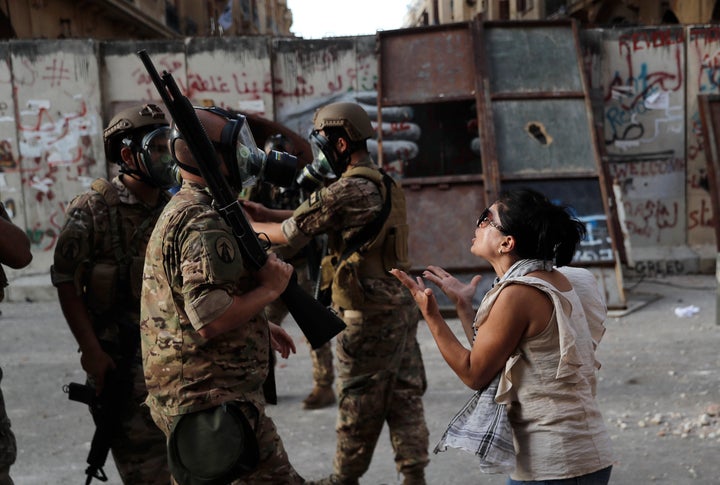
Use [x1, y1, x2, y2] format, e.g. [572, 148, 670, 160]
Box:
[280, 217, 311, 252]
[51, 192, 100, 286]
[285, 177, 382, 247]
[178, 208, 246, 329]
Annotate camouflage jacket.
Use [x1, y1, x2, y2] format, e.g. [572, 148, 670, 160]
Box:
[281, 156, 412, 310]
[52, 176, 169, 346]
[140, 180, 268, 416]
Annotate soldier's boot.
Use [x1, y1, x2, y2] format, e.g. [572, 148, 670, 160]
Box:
[306, 474, 358, 485]
[401, 470, 426, 485]
[302, 385, 336, 410]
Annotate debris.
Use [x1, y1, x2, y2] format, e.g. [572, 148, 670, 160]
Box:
[615, 407, 720, 440]
[674, 305, 700, 318]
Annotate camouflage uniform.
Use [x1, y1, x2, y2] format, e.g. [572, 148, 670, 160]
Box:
[52, 176, 169, 484]
[141, 180, 302, 484]
[282, 156, 430, 483]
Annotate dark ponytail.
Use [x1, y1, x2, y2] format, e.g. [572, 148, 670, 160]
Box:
[496, 188, 586, 267]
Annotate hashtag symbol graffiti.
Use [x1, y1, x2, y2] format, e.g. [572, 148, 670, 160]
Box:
[43, 58, 71, 88]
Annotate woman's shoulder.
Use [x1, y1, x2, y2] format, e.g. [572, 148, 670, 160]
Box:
[522, 269, 572, 293]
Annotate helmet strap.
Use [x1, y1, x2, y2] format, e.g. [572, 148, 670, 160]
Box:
[119, 140, 160, 188]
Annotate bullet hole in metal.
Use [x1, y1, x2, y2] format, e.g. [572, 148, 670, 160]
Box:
[525, 122, 552, 146]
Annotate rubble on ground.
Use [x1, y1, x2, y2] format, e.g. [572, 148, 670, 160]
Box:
[612, 403, 720, 440]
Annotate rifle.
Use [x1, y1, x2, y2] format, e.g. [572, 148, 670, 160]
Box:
[64, 368, 133, 484]
[137, 50, 345, 349]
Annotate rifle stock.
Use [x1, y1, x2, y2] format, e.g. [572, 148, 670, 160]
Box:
[137, 50, 345, 349]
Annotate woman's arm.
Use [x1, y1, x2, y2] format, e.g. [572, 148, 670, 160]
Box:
[393, 268, 549, 391]
[463, 284, 553, 389]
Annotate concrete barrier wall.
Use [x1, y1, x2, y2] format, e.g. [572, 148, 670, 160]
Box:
[686, 26, 720, 251]
[0, 36, 381, 277]
[5, 40, 105, 277]
[0, 28, 718, 278]
[583, 26, 720, 276]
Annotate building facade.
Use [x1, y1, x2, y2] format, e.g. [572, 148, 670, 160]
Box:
[0, 0, 294, 40]
[403, 0, 720, 26]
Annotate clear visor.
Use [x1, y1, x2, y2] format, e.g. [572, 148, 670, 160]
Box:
[310, 139, 337, 180]
[140, 127, 179, 189]
[234, 121, 265, 187]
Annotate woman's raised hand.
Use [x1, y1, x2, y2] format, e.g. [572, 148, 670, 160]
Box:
[422, 265, 482, 308]
[390, 268, 439, 318]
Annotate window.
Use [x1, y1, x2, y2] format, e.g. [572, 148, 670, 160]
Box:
[517, 0, 534, 13]
[499, 0, 509, 19]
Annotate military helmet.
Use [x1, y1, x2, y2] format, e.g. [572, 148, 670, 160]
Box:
[103, 103, 167, 157]
[102, 104, 178, 189]
[312, 102, 374, 141]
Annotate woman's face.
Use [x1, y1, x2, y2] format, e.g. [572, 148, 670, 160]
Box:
[470, 203, 507, 258]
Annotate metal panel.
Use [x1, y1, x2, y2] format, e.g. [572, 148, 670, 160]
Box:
[493, 99, 598, 175]
[697, 94, 720, 249]
[696, 93, 720, 322]
[477, 20, 624, 306]
[378, 23, 476, 106]
[486, 25, 584, 94]
[404, 182, 486, 271]
[378, 19, 625, 309]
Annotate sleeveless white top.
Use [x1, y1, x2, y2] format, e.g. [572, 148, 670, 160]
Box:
[474, 266, 614, 480]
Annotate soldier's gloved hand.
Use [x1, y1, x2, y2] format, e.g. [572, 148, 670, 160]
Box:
[256, 253, 293, 298]
[80, 347, 117, 395]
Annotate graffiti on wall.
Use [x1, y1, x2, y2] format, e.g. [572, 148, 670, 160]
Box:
[597, 27, 687, 249]
[608, 156, 685, 244]
[5, 28, 720, 274]
[8, 45, 103, 262]
[17, 96, 100, 251]
[685, 26, 720, 242]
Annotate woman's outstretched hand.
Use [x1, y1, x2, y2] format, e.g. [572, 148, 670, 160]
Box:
[421, 265, 482, 308]
[390, 268, 439, 318]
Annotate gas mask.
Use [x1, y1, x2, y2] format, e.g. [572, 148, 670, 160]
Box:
[295, 130, 348, 192]
[121, 126, 179, 190]
[170, 107, 298, 191]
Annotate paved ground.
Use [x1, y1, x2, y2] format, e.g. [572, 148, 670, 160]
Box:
[0, 273, 719, 484]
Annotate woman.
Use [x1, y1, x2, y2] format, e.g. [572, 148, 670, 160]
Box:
[391, 188, 614, 484]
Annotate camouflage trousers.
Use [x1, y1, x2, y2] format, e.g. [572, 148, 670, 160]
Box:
[98, 362, 169, 484]
[333, 305, 430, 480]
[0, 367, 16, 485]
[151, 400, 304, 484]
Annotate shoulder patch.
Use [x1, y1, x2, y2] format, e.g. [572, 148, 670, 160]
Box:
[215, 235, 236, 263]
[58, 236, 83, 263]
[309, 191, 323, 207]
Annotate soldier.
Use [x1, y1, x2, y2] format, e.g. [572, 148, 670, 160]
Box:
[140, 106, 303, 484]
[51, 104, 175, 483]
[248, 133, 335, 410]
[0, 202, 32, 485]
[245, 102, 430, 485]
